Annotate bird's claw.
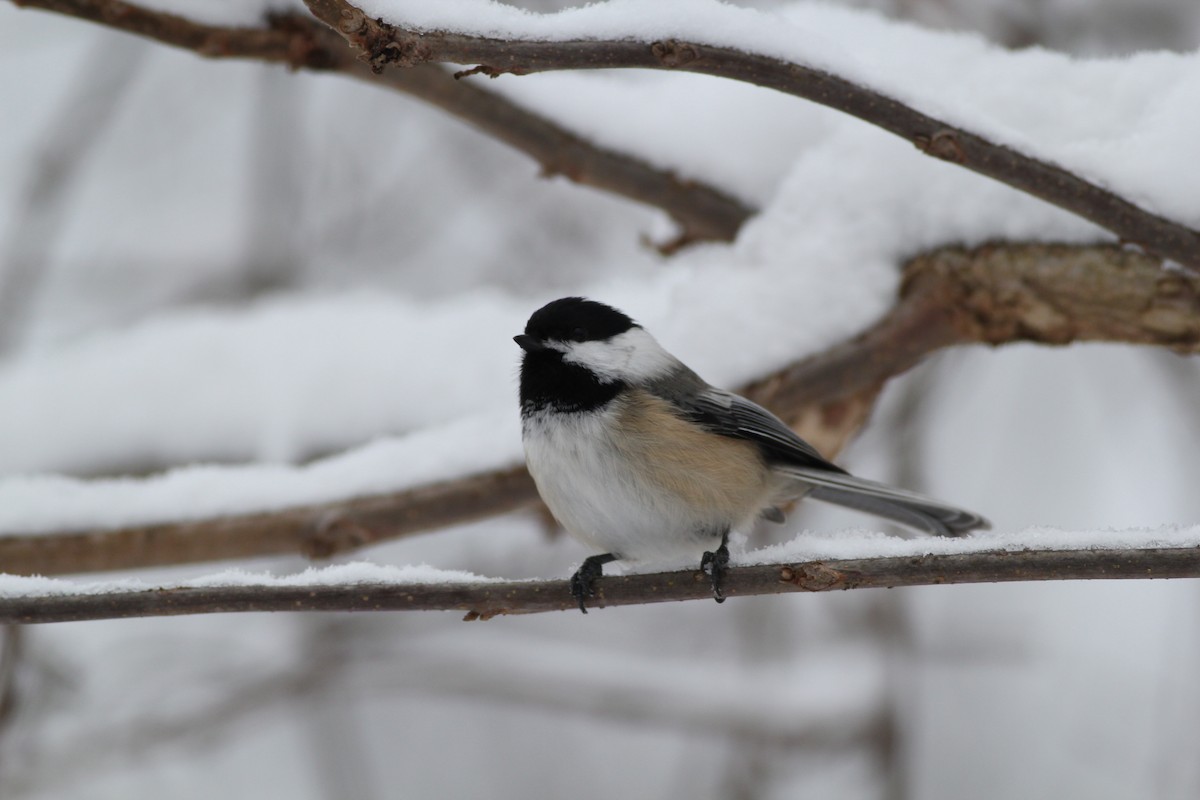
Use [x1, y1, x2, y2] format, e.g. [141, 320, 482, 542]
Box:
[700, 544, 730, 603]
[569, 553, 616, 614]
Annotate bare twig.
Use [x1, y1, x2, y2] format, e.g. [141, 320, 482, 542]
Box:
[303, 0, 1200, 269]
[8, 0, 752, 249]
[2, 546, 1198, 624]
[0, 243, 1192, 577]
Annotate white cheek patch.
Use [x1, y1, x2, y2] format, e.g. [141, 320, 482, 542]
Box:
[562, 328, 676, 382]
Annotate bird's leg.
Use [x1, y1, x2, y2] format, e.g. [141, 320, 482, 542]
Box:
[570, 553, 617, 614]
[700, 530, 731, 603]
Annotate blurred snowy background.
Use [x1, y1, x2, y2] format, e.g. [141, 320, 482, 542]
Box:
[1, 0, 1199, 797]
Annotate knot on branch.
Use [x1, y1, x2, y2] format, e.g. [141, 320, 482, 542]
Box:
[336, 13, 431, 74]
[915, 129, 966, 164]
[779, 562, 856, 591]
[651, 39, 699, 68]
[337, 6, 367, 35]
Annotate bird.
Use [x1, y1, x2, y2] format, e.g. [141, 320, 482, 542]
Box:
[515, 297, 989, 612]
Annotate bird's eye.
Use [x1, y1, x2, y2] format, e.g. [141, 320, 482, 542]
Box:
[570, 327, 587, 341]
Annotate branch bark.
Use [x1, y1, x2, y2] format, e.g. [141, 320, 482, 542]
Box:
[8, 0, 752, 250]
[2, 546, 1198, 624]
[748, 241, 1200, 414]
[0, 242, 1193, 577]
[303, 0, 1200, 270]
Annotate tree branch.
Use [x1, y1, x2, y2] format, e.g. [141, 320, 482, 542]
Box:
[747, 241, 1200, 414]
[303, 0, 1200, 270]
[2, 546, 1198, 624]
[8, 0, 752, 250]
[0, 242, 1192, 577]
[0, 465, 538, 576]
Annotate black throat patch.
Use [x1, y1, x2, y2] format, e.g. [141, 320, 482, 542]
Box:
[519, 350, 624, 415]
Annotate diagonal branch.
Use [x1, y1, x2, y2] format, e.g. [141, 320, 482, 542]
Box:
[2, 545, 1199, 624]
[303, 0, 1200, 270]
[8, 0, 752, 249]
[0, 243, 1192, 577]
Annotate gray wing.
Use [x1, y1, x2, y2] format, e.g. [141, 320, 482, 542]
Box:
[647, 371, 845, 473]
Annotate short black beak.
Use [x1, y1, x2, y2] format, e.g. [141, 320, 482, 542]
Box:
[514, 334, 547, 353]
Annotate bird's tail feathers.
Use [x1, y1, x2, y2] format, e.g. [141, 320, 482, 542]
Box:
[779, 467, 989, 537]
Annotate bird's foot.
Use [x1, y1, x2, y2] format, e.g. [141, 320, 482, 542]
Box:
[700, 544, 730, 603]
[569, 553, 617, 614]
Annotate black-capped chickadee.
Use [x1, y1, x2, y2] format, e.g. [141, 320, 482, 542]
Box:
[516, 297, 989, 612]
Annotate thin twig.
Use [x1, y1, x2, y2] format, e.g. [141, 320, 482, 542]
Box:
[303, 0, 1200, 269]
[0, 243, 1192, 577]
[8, 0, 752, 249]
[2, 546, 1199, 624]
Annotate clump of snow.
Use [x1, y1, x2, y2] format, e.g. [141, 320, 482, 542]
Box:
[0, 411, 520, 534]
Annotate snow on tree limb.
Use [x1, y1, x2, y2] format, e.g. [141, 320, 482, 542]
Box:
[303, 0, 1200, 270]
[0, 465, 539, 576]
[2, 544, 1199, 624]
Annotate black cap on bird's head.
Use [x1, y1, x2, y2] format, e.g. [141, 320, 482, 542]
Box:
[516, 298, 656, 414]
[514, 297, 637, 353]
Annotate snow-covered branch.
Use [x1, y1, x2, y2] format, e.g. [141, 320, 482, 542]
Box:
[3, 543, 1199, 624]
[0, 465, 538, 576]
[9, 0, 751, 248]
[0, 243, 1191, 578]
[304, 0, 1200, 270]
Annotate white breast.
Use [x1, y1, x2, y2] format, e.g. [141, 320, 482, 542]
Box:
[521, 404, 754, 563]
